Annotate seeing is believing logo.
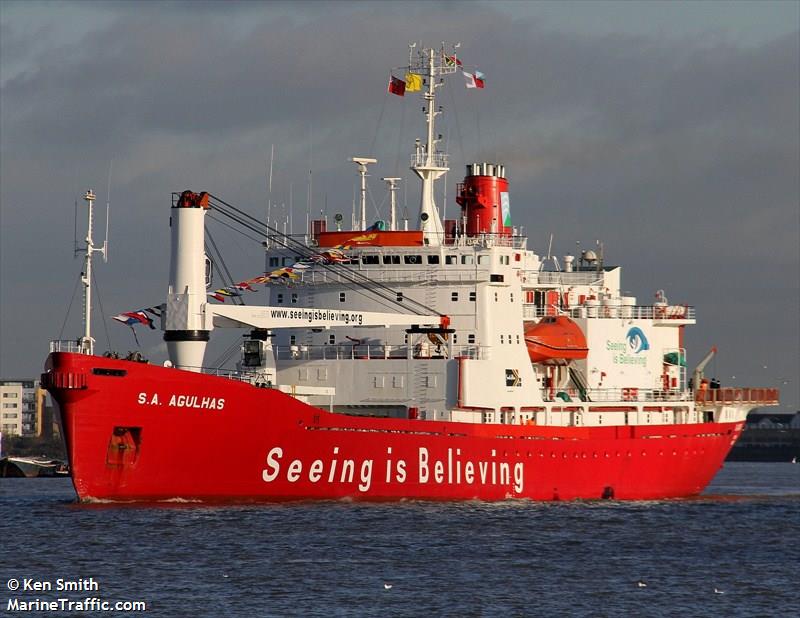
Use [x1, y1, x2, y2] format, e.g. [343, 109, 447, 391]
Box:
[626, 327, 650, 354]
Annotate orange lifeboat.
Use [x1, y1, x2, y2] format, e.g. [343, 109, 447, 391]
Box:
[524, 316, 588, 364]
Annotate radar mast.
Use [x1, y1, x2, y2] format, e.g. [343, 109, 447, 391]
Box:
[404, 42, 461, 246]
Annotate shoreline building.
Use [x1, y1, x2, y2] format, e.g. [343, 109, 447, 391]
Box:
[0, 379, 56, 437]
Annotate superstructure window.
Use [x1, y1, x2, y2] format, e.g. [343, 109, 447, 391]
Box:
[396, 292, 404, 302]
[276, 293, 284, 304]
[291, 293, 298, 304]
[469, 291, 476, 302]
[468, 334, 475, 344]
[282, 257, 293, 266]
[328, 334, 336, 345]
[269, 257, 280, 267]
[404, 255, 422, 265]
[461, 255, 474, 265]
[362, 255, 379, 265]
[383, 255, 400, 264]
[339, 292, 346, 303]
[445, 256, 457, 265]
[427, 255, 440, 264]
[451, 292, 459, 302]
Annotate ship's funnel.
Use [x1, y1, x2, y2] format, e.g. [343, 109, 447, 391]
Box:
[456, 163, 512, 237]
[164, 191, 212, 371]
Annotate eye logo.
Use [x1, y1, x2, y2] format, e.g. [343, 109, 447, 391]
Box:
[626, 327, 650, 353]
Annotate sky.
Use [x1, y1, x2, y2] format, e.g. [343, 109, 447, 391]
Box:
[1, 0, 798, 413]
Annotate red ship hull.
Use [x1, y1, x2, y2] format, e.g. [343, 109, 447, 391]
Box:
[44, 352, 742, 502]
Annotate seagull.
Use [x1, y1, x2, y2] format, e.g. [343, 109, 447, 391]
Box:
[637, 581, 647, 588]
[384, 584, 393, 590]
[714, 588, 724, 594]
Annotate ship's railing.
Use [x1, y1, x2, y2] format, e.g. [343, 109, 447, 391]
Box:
[198, 367, 263, 383]
[450, 234, 528, 249]
[542, 387, 690, 403]
[410, 152, 449, 168]
[49, 340, 84, 354]
[274, 343, 486, 361]
[522, 304, 696, 321]
[303, 269, 482, 285]
[695, 388, 780, 405]
[531, 271, 605, 286]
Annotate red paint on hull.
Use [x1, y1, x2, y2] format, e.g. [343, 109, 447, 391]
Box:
[44, 353, 741, 503]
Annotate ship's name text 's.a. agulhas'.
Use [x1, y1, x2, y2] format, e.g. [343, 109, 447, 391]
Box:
[137, 392, 225, 409]
[262, 446, 524, 493]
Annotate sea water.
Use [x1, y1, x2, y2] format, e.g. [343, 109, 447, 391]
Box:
[1, 462, 798, 617]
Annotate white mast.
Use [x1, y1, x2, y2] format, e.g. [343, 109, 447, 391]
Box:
[350, 157, 377, 231]
[79, 189, 107, 355]
[407, 42, 459, 246]
[382, 177, 401, 231]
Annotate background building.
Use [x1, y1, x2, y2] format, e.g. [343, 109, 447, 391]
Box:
[1, 379, 45, 436]
[1, 381, 24, 436]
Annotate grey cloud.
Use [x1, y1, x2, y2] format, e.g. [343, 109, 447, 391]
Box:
[1, 2, 797, 411]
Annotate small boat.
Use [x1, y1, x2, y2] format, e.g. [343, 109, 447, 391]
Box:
[0, 456, 69, 478]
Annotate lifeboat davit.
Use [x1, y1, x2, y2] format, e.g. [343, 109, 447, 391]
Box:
[524, 316, 588, 364]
